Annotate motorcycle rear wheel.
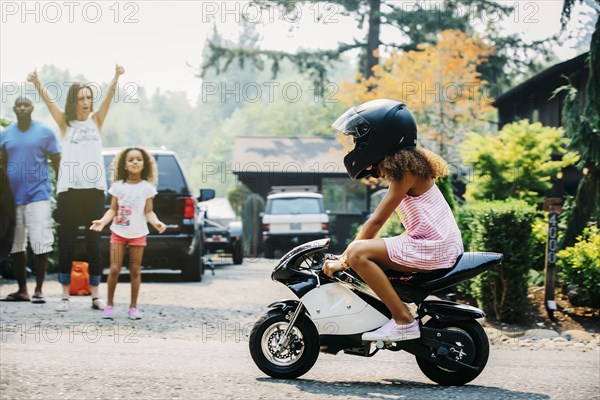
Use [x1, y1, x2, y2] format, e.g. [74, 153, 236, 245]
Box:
[416, 319, 489, 386]
[249, 310, 319, 379]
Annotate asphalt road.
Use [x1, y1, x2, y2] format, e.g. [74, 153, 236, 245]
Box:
[1, 258, 598, 400]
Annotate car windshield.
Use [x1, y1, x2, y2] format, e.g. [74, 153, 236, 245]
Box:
[269, 198, 322, 214]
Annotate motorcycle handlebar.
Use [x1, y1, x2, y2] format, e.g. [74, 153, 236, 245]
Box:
[333, 271, 345, 280]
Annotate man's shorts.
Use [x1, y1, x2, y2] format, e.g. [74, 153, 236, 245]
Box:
[110, 232, 147, 247]
[11, 200, 54, 255]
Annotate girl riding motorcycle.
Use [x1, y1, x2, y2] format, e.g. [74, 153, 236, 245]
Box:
[324, 99, 463, 342]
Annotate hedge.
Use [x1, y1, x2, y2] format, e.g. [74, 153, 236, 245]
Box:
[457, 199, 537, 322]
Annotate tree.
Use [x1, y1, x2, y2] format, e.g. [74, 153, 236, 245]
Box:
[201, 0, 550, 91]
[558, 0, 600, 248]
[461, 120, 578, 204]
[337, 30, 494, 161]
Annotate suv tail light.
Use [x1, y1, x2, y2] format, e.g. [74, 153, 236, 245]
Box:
[263, 224, 270, 233]
[177, 197, 196, 219]
[322, 223, 329, 231]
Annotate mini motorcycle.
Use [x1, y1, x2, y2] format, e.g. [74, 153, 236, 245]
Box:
[249, 239, 503, 386]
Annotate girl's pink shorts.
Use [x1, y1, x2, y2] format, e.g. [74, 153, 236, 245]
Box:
[110, 232, 147, 246]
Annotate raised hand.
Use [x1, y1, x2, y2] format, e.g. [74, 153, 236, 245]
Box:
[115, 64, 125, 77]
[27, 68, 39, 83]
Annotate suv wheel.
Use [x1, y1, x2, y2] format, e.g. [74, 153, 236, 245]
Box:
[182, 242, 203, 282]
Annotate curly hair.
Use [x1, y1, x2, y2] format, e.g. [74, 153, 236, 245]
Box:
[111, 147, 158, 186]
[378, 147, 449, 181]
[65, 83, 94, 126]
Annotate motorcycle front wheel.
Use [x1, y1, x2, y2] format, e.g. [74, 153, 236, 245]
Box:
[416, 319, 490, 386]
[249, 310, 320, 379]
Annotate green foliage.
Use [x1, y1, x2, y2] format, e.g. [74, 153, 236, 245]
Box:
[557, 224, 600, 307]
[461, 120, 578, 204]
[242, 193, 265, 257]
[556, 17, 600, 248]
[457, 199, 537, 322]
[0, 117, 10, 128]
[228, 184, 252, 217]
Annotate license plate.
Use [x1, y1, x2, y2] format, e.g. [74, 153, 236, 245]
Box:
[290, 223, 301, 231]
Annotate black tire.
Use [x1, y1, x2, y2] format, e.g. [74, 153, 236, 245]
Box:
[416, 319, 489, 386]
[232, 240, 243, 265]
[181, 242, 203, 282]
[249, 310, 319, 379]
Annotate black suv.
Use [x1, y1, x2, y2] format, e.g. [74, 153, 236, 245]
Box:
[77, 148, 214, 281]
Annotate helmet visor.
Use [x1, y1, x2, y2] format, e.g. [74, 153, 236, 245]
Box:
[332, 107, 371, 138]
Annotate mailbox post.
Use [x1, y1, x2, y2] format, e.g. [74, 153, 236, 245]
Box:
[543, 198, 562, 320]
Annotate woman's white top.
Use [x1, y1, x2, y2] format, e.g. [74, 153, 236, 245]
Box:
[57, 116, 106, 193]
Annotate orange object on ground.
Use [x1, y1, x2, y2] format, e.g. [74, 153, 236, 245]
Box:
[69, 261, 91, 296]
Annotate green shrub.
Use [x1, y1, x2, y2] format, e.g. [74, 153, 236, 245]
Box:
[457, 199, 537, 322]
[460, 120, 577, 204]
[557, 225, 600, 307]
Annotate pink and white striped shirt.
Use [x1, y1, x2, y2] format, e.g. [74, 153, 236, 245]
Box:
[383, 183, 463, 270]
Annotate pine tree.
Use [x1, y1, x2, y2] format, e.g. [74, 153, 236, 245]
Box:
[558, 0, 600, 248]
[200, 0, 553, 92]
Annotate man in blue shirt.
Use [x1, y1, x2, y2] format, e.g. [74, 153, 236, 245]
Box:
[0, 96, 60, 303]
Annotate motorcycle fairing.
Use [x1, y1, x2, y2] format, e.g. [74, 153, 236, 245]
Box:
[300, 282, 389, 335]
[418, 300, 485, 322]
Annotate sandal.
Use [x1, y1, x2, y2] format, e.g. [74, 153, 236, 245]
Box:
[55, 298, 69, 312]
[92, 298, 106, 310]
[1, 292, 30, 302]
[31, 294, 46, 304]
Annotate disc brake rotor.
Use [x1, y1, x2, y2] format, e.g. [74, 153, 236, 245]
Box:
[261, 322, 305, 367]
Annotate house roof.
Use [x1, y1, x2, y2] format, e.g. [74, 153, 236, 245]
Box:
[232, 136, 346, 174]
[493, 52, 589, 107]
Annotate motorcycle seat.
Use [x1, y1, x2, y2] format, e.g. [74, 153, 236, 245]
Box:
[384, 252, 503, 286]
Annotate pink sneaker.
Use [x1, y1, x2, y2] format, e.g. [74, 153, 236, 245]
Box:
[362, 319, 420, 342]
[128, 308, 142, 320]
[102, 306, 115, 319]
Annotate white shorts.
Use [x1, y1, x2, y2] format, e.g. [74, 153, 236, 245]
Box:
[11, 200, 54, 255]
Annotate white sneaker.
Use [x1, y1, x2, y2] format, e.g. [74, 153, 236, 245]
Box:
[362, 319, 420, 342]
[55, 299, 69, 312]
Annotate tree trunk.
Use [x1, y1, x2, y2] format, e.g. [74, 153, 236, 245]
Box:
[561, 166, 598, 249]
[364, 0, 381, 79]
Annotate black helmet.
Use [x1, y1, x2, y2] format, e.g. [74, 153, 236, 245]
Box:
[332, 99, 417, 179]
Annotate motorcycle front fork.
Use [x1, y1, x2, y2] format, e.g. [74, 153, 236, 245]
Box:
[276, 303, 305, 350]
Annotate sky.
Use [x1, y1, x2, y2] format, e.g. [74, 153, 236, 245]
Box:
[0, 0, 596, 106]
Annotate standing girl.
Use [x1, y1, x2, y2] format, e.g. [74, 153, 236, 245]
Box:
[324, 99, 463, 342]
[28, 66, 125, 312]
[90, 147, 165, 319]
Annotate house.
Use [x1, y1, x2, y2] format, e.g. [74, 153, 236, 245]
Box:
[493, 52, 590, 197]
[232, 136, 371, 250]
[494, 52, 589, 129]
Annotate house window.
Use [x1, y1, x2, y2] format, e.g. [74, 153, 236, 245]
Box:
[322, 178, 366, 214]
